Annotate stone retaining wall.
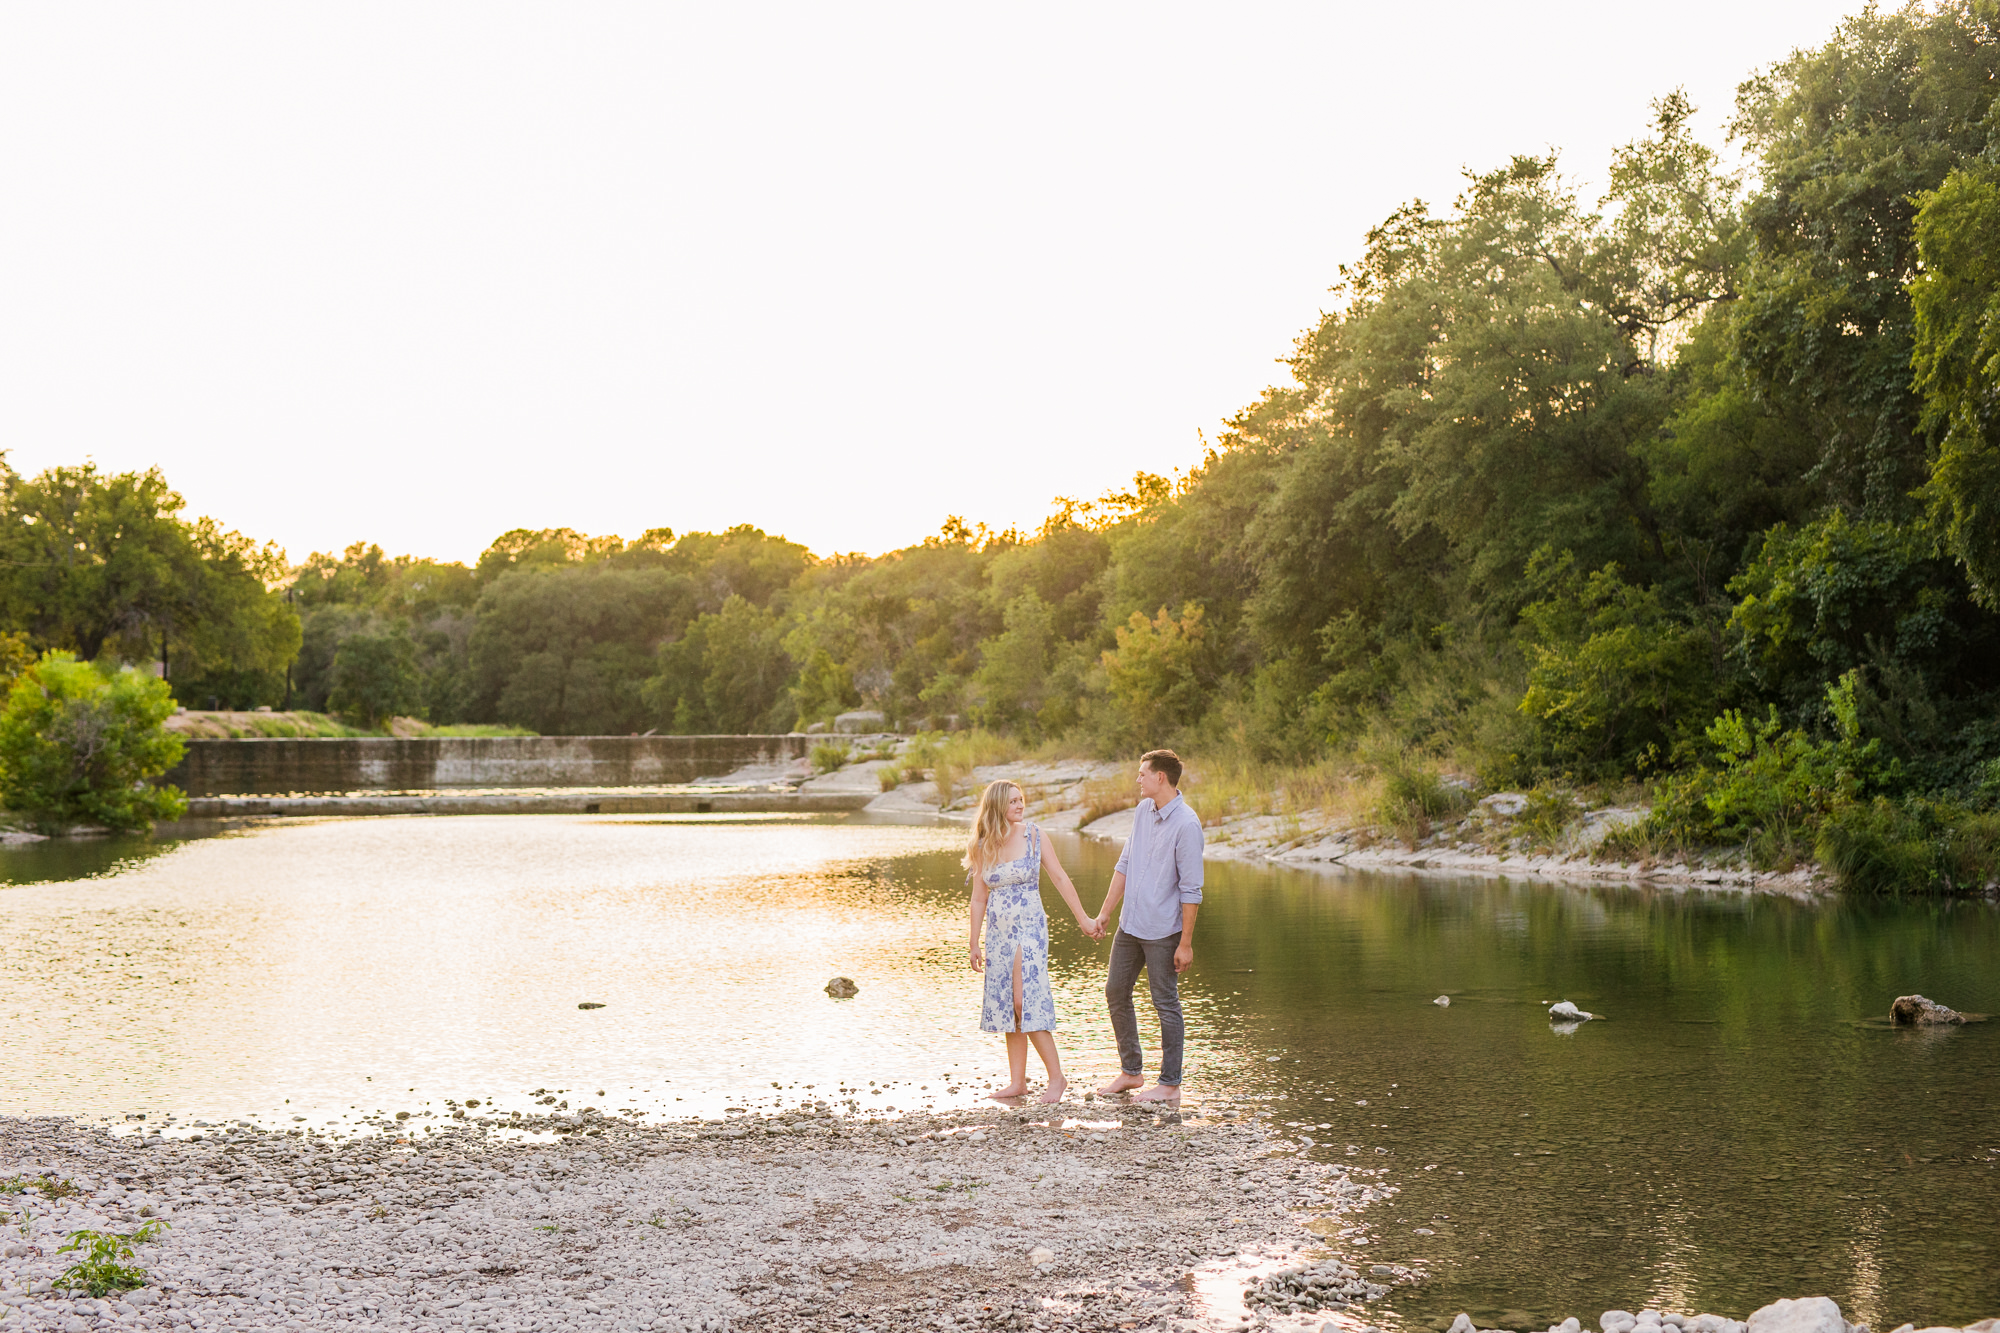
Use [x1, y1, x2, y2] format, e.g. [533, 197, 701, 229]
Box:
[172, 789, 874, 820]
[164, 735, 813, 797]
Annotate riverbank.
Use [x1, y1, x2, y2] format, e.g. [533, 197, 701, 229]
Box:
[1, 1102, 1363, 1333]
[861, 760, 1836, 897]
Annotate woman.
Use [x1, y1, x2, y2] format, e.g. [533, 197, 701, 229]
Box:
[965, 780, 1098, 1102]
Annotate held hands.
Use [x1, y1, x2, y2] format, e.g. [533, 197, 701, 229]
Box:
[1074, 913, 1107, 941]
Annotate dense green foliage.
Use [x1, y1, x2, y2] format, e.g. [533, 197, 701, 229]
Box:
[5, 4, 1999, 888]
[0, 653, 187, 832]
[0, 461, 301, 708]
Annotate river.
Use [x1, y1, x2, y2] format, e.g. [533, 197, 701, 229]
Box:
[1, 812, 1995, 1328]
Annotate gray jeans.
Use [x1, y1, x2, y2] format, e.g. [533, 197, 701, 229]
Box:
[1105, 929, 1184, 1086]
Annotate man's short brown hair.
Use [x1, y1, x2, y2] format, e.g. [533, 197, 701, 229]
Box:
[1140, 749, 1183, 787]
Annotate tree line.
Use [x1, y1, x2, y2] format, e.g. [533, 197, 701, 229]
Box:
[6, 3, 2000, 881]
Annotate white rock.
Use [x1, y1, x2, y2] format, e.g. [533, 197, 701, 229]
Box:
[1449, 1315, 1476, 1333]
[1433, 996, 1451, 1006]
[1748, 1297, 1851, 1333]
[1028, 1245, 1054, 1265]
[1549, 1000, 1595, 1021]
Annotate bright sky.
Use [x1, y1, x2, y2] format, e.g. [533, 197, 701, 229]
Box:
[0, 2, 1861, 567]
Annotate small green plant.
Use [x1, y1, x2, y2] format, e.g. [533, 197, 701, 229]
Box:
[54, 1220, 168, 1297]
[1, 1174, 80, 1199]
[809, 741, 851, 774]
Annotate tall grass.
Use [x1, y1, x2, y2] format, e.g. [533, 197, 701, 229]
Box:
[928, 730, 1029, 804]
[1180, 752, 1381, 831]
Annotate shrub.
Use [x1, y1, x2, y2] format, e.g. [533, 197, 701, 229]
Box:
[1642, 672, 1894, 868]
[1517, 783, 1582, 850]
[0, 653, 187, 833]
[810, 742, 851, 775]
[1817, 799, 2000, 895]
[1373, 759, 1470, 848]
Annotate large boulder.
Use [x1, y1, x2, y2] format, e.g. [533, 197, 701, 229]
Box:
[1747, 1297, 1853, 1333]
[1890, 994, 1964, 1025]
[834, 710, 887, 734]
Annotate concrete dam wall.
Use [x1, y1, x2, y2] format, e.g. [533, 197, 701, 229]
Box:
[166, 734, 815, 797]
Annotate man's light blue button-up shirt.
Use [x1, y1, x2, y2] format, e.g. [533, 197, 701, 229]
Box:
[1113, 792, 1205, 941]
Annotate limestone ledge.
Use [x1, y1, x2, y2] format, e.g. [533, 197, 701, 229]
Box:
[862, 763, 1830, 896]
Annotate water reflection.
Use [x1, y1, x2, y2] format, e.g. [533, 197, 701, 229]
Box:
[0, 832, 183, 886]
[0, 813, 1995, 1328]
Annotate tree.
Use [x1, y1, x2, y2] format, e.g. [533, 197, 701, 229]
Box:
[1517, 553, 1712, 773]
[0, 653, 186, 832]
[0, 462, 300, 707]
[469, 566, 691, 735]
[970, 591, 1056, 732]
[1911, 163, 2000, 608]
[1099, 603, 1214, 746]
[327, 632, 422, 727]
[645, 595, 795, 733]
[1730, 1, 2000, 518]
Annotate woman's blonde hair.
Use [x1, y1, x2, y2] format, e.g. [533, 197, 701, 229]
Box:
[963, 781, 1024, 883]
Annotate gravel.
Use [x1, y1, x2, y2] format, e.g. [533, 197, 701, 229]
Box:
[0, 1103, 1362, 1332]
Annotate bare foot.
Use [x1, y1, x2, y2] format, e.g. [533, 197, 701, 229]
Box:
[1096, 1072, 1144, 1095]
[1037, 1076, 1068, 1105]
[1132, 1082, 1181, 1103]
[987, 1083, 1028, 1100]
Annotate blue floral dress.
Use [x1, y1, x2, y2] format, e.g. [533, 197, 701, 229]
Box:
[979, 824, 1056, 1033]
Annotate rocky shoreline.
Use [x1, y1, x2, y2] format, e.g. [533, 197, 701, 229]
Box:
[861, 761, 1834, 897]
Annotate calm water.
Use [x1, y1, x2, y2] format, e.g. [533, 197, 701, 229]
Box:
[2, 813, 1996, 1328]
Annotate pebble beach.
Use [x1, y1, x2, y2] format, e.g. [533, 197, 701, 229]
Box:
[1, 1100, 1389, 1333]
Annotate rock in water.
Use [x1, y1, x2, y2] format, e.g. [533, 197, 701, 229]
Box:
[577, 1002, 606, 1010]
[1549, 1000, 1595, 1021]
[1433, 995, 1451, 1007]
[1889, 994, 1963, 1025]
[1746, 1297, 1854, 1333]
[824, 976, 859, 998]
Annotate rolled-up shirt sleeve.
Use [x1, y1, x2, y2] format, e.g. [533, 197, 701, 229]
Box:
[1175, 815, 1204, 903]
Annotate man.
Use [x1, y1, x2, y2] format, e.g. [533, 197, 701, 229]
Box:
[1092, 749, 1202, 1103]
